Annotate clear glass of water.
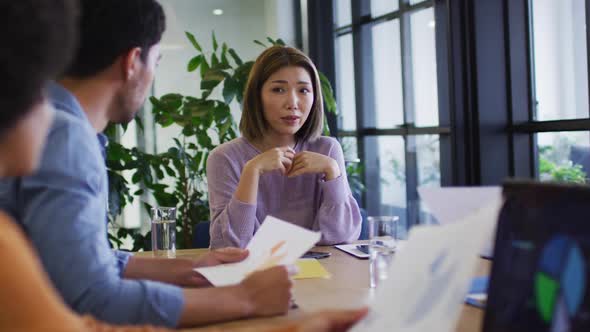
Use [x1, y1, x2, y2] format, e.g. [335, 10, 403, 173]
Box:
[151, 207, 176, 258]
[368, 215, 399, 288]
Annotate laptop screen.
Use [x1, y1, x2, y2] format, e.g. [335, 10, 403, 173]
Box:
[484, 181, 590, 332]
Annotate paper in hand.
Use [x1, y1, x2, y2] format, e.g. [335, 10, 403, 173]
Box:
[195, 216, 321, 286]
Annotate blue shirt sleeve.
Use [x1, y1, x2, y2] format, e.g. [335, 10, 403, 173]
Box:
[8, 112, 184, 327]
[114, 250, 133, 276]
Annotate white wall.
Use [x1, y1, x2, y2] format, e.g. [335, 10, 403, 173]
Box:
[154, 0, 297, 154]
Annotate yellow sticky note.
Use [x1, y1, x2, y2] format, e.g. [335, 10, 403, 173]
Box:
[293, 258, 331, 279]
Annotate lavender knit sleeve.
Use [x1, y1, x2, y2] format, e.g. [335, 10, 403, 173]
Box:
[313, 138, 362, 245]
[207, 148, 258, 249]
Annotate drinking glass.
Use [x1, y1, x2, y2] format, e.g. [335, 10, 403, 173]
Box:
[368, 215, 399, 288]
[151, 207, 176, 258]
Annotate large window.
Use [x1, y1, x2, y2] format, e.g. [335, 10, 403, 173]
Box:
[333, 0, 447, 232]
[513, 0, 590, 184]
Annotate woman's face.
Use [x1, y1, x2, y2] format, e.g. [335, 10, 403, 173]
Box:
[261, 66, 314, 138]
[0, 98, 53, 177]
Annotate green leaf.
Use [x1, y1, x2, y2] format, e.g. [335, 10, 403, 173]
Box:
[200, 57, 210, 78]
[228, 48, 243, 66]
[108, 232, 123, 248]
[213, 104, 231, 123]
[201, 69, 227, 91]
[319, 72, 337, 115]
[164, 165, 176, 177]
[212, 31, 218, 51]
[222, 77, 237, 104]
[185, 31, 202, 52]
[211, 53, 220, 67]
[197, 131, 213, 149]
[155, 166, 165, 179]
[106, 142, 127, 161]
[253, 39, 267, 48]
[187, 55, 202, 72]
[151, 94, 183, 113]
[173, 138, 182, 149]
[182, 126, 193, 136]
[184, 99, 210, 118]
[131, 172, 141, 184]
[133, 189, 144, 196]
[218, 119, 232, 138]
[153, 191, 179, 207]
[266, 37, 276, 45]
[220, 43, 229, 67]
[234, 61, 254, 104]
[235, 61, 254, 77]
[194, 151, 204, 168]
[143, 202, 153, 214]
[104, 123, 118, 140]
[134, 114, 144, 132]
[276, 38, 286, 45]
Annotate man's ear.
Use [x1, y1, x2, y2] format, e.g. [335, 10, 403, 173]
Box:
[121, 47, 142, 81]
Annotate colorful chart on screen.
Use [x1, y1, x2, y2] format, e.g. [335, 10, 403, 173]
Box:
[535, 235, 586, 332]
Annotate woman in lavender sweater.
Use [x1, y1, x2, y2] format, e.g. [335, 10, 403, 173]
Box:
[207, 46, 361, 249]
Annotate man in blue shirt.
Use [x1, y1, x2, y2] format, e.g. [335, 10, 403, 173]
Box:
[0, 0, 293, 328]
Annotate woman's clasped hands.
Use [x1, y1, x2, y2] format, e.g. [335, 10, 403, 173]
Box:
[246, 146, 341, 180]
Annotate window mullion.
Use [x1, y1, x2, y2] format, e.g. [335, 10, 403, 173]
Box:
[400, 0, 420, 227]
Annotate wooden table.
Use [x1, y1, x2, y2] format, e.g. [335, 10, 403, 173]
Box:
[137, 247, 489, 331]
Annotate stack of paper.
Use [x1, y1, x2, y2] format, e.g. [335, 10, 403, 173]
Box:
[195, 216, 321, 286]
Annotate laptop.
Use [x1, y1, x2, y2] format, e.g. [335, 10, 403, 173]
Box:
[484, 181, 590, 331]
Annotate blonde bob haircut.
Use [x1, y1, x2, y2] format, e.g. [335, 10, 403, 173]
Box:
[240, 45, 324, 143]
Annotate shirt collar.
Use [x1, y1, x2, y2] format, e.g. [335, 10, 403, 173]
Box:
[47, 81, 88, 122]
[47, 81, 110, 160]
[97, 132, 109, 149]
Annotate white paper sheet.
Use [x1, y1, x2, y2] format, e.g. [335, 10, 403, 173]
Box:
[418, 186, 503, 257]
[351, 202, 498, 332]
[194, 216, 321, 286]
[418, 186, 502, 225]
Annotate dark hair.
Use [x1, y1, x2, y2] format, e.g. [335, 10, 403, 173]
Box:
[240, 46, 324, 143]
[65, 0, 166, 78]
[0, 0, 78, 138]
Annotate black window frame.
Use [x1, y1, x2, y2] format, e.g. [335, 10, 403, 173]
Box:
[508, 0, 590, 179]
[349, 0, 452, 229]
[306, 0, 590, 231]
[309, 0, 453, 229]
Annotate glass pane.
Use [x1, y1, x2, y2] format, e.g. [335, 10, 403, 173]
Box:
[371, 0, 398, 17]
[335, 34, 357, 131]
[409, 135, 441, 225]
[415, 135, 441, 187]
[340, 136, 362, 204]
[335, 0, 352, 27]
[372, 20, 404, 128]
[410, 0, 428, 4]
[411, 8, 439, 127]
[365, 136, 407, 232]
[340, 136, 359, 162]
[537, 131, 590, 184]
[532, 0, 589, 121]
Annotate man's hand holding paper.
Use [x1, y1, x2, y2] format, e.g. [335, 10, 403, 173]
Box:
[195, 216, 322, 287]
